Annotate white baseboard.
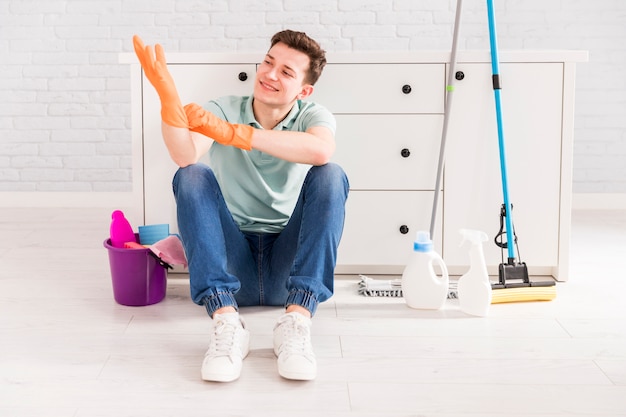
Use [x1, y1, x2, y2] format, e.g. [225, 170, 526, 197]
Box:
[572, 193, 626, 210]
[0, 192, 141, 209]
[0, 191, 145, 226]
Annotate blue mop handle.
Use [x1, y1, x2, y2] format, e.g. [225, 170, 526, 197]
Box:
[487, 0, 515, 261]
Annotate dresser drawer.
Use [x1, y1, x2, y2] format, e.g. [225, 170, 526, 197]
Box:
[337, 190, 442, 270]
[332, 114, 442, 190]
[311, 63, 445, 114]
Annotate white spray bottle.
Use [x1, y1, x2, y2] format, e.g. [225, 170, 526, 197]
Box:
[457, 229, 492, 317]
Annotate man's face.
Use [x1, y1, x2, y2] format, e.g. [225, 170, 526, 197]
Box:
[254, 42, 313, 107]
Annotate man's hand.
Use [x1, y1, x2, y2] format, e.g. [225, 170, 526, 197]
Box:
[184, 103, 254, 151]
[133, 35, 188, 128]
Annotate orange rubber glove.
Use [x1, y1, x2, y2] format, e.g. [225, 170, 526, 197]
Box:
[184, 103, 254, 151]
[132, 35, 188, 128]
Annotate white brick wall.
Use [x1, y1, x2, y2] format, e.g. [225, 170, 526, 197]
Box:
[0, 0, 624, 193]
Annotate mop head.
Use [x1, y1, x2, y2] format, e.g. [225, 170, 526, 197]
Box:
[491, 286, 556, 303]
[358, 275, 556, 303]
[358, 275, 458, 299]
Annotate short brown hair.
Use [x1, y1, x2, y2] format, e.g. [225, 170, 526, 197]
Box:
[270, 30, 327, 86]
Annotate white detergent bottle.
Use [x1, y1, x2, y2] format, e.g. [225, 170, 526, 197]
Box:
[457, 229, 492, 317]
[401, 231, 449, 310]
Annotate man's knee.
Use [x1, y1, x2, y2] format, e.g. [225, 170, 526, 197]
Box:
[308, 163, 349, 192]
[173, 163, 218, 198]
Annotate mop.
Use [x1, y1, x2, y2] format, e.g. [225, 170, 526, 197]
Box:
[360, 0, 464, 301]
[485, 0, 555, 300]
[429, 0, 464, 241]
[360, 0, 556, 303]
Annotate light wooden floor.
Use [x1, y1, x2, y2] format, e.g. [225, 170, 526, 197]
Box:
[1, 207, 625, 417]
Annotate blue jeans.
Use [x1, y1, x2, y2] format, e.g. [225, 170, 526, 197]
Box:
[172, 163, 349, 317]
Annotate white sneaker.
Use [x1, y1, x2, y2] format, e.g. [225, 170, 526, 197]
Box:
[273, 312, 317, 380]
[201, 312, 250, 382]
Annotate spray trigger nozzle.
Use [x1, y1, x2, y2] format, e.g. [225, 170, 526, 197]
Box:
[459, 229, 488, 247]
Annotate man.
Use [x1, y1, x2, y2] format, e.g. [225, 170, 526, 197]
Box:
[133, 30, 349, 382]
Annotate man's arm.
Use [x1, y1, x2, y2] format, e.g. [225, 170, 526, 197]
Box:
[133, 36, 252, 168]
[161, 123, 214, 168]
[164, 123, 335, 168]
[251, 126, 335, 166]
[184, 102, 336, 167]
[133, 35, 213, 167]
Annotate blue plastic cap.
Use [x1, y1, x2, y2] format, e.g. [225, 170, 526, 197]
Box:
[413, 231, 433, 252]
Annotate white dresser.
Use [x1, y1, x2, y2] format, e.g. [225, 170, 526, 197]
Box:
[123, 50, 587, 280]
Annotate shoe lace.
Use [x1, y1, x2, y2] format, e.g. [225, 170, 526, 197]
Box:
[207, 318, 240, 358]
[277, 315, 313, 359]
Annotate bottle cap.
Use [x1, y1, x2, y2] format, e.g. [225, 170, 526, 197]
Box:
[413, 231, 433, 252]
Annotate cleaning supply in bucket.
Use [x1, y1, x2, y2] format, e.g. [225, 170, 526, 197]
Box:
[149, 235, 188, 269]
[457, 229, 491, 317]
[138, 223, 170, 245]
[109, 210, 137, 248]
[401, 231, 449, 310]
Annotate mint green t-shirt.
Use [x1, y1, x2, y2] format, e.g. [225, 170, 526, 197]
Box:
[203, 96, 336, 233]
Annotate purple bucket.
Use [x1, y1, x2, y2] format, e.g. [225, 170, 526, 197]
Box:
[103, 235, 167, 306]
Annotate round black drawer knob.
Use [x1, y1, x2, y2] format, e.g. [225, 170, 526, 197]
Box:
[455, 71, 465, 81]
[402, 84, 412, 94]
[401, 148, 411, 158]
[399, 225, 409, 234]
[238, 72, 248, 82]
